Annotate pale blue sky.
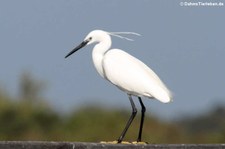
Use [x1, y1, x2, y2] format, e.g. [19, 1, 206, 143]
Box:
[0, 0, 225, 120]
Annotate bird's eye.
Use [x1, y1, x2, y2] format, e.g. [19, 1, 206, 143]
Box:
[89, 37, 92, 41]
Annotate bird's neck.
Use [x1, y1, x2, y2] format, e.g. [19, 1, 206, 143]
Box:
[92, 40, 111, 78]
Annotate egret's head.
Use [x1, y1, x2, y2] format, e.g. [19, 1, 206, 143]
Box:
[65, 29, 140, 58]
[84, 30, 110, 45]
[65, 30, 110, 58]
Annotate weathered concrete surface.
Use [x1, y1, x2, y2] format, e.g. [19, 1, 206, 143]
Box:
[0, 141, 224, 149]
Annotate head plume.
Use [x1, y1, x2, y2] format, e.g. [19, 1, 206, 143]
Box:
[107, 31, 141, 41]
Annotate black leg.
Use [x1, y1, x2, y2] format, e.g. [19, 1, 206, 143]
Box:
[117, 94, 137, 143]
[137, 97, 146, 142]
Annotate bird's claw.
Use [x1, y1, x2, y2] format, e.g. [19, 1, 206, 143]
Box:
[132, 141, 148, 144]
[100, 141, 131, 144]
[100, 141, 147, 144]
[100, 141, 118, 144]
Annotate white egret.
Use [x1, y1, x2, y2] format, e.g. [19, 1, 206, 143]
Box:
[65, 30, 172, 143]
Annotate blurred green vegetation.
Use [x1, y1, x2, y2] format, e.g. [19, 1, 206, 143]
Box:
[0, 72, 224, 143]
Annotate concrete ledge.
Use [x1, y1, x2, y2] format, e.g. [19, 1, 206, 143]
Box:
[0, 141, 224, 149]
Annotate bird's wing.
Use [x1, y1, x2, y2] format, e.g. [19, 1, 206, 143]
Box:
[102, 49, 172, 103]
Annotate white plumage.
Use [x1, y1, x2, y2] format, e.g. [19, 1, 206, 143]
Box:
[103, 49, 172, 103]
[84, 30, 172, 103]
[65, 29, 172, 143]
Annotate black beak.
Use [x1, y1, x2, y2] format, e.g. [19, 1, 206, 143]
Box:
[65, 39, 89, 58]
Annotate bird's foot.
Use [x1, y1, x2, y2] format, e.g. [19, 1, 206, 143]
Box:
[100, 141, 131, 144]
[100, 140, 148, 144]
[132, 141, 148, 144]
[100, 141, 118, 144]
